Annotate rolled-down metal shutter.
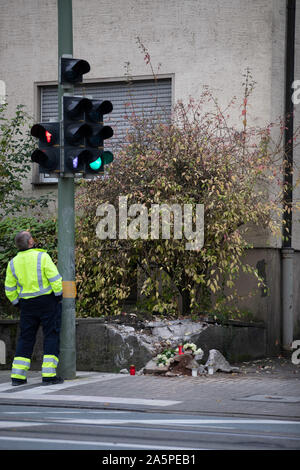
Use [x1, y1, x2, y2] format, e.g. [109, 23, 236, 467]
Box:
[41, 78, 172, 154]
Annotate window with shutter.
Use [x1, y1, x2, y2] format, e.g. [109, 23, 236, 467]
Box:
[37, 78, 172, 183]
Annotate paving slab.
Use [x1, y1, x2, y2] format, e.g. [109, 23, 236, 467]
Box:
[0, 357, 299, 419]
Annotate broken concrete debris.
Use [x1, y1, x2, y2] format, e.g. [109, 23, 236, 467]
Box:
[143, 348, 239, 377]
[204, 349, 240, 374]
[107, 319, 240, 376]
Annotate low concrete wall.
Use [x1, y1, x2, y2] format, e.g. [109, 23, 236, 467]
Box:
[0, 318, 266, 372]
[191, 321, 266, 363]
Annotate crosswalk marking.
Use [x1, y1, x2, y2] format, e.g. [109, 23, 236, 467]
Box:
[50, 417, 300, 426]
[0, 372, 125, 394]
[0, 420, 47, 429]
[0, 392, 181, 407]
[0, 373, 181, 407]
[0, 435, 200, 450]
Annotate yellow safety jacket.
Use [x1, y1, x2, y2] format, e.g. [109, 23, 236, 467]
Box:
[4, 249, 62, 305]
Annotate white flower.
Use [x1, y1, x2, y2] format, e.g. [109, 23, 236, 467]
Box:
[184, 343, 197, 352]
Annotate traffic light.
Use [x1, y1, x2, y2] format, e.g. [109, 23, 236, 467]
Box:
[63, 96, 92, 173]
[63, 95, 114, 175]
[60, 57, 90, 85]
[30, 122, 60, 173]
[85, 100, 114, 175]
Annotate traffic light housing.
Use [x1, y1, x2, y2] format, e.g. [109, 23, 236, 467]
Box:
[30, 122, 60, 173]
[60, 57, 90, 85]
[85, 99, 114, 175]
[63, 96, 114, 175]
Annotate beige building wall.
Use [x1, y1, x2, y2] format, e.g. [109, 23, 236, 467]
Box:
[1, 0, 299, 344]
[0, 1, 289, 190]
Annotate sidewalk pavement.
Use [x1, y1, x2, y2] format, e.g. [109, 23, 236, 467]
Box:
[0, 357, 299, 419]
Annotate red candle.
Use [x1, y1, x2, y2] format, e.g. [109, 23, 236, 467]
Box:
[178, 345, 183, 355]
[130, 365, 136, 375]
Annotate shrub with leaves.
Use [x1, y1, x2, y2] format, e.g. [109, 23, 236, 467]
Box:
[75, 225, 132, 317]
[76, 72, 293, 317]
[0, 217, 57, 317]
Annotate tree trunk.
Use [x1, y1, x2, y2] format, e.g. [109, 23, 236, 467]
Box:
[181, 289, 191, 316]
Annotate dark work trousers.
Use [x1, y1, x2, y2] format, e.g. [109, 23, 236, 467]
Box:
[15, 293, 62, 360]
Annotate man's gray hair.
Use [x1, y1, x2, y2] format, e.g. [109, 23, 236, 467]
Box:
[15, 231, 32, 251]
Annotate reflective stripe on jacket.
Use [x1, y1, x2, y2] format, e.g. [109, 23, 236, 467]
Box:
[4, 249, 62, 304]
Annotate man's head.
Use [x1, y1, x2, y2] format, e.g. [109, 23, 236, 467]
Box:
[14, 231, 35, 251]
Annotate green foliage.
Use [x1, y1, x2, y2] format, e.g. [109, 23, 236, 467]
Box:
[75, 217, 132, 317]
[0, 216, 57, 317]
[0, 102, 57, 317]
[75, 74, 288, 318]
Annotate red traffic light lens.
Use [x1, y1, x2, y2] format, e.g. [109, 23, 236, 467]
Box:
[45, 130, 52, 143]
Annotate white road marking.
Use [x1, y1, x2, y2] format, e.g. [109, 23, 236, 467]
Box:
[2, 410, 127, 415]
[0, 421, 47, 429]
[0, 435, 200, 450]
[0, 373, 124, 394]
[48, 417, 300, 426]
[0, 392, 180, 407]
[0, 380, 41, 392]
[0, 373, 181, 407]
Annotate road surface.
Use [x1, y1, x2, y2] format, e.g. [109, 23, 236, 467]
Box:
[0, 404, 299, 451]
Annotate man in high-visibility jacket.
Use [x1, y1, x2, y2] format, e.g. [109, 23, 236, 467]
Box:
[5, 230, 64, 386]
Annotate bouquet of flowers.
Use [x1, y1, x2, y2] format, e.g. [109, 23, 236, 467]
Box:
[182, 343, 203, 356]
[156, 348, 177, 367]
[155, 343, 203, 367]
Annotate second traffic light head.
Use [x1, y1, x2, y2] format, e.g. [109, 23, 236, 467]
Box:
[63, 96, 114, 147]
[62, 95, 114, 175]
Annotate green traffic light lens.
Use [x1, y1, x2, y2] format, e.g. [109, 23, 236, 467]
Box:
[89, 156, 102, 171]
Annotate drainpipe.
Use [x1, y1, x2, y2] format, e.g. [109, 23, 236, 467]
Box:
[282, 0, 296, 351]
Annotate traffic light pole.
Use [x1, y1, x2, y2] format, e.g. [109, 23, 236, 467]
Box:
[57, 0, 76, 379]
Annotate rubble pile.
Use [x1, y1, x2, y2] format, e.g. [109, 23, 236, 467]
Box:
[143, 348, 239, 377]
[108, 317, 241, 376]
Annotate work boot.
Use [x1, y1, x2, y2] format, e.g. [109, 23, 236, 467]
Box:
[12, 378, 27, 386]
[42, 376, 64, 386]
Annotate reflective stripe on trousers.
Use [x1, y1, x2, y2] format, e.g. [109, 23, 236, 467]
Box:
[11, 356, 31, 380]
[42, 354, 59, 377]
